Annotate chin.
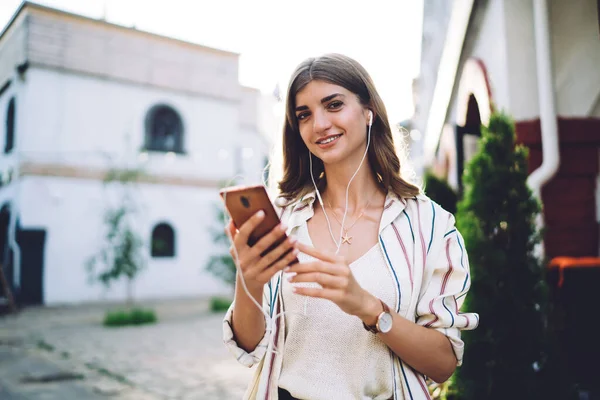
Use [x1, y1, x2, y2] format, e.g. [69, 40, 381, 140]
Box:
[323, 148, 368, 169]
[314, 149, 346, 166]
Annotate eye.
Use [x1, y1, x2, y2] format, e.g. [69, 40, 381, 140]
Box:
[296, 112, 310, 121]
[327, 101, 343, 110]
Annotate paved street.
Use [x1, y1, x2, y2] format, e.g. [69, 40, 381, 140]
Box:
[0, 298, 253, 399]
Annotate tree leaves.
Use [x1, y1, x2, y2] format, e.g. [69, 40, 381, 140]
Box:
[205, 205, 237, 288]
[453, 112, 552, 399]
[86, 168, 146, 303]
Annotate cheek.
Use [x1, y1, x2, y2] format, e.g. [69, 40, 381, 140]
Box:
[335, 109, 361, 133]
[298, 126, 312, 146]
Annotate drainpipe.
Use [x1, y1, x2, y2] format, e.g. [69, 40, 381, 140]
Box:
[8, 59, 29, 293]
[9, 68, 24, 292]
[8, 158, 21, 291]
[527, 0, 560, 200]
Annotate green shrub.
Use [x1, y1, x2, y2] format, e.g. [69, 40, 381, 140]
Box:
[453, 112, 558, 398]
[423, 170, 458, 214]
[129, 308, 157, 325]
[103, 310, 129, 327]
[103, 308, 157, 327]
[210, 296, 233, 312]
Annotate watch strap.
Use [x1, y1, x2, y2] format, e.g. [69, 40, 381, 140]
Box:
[362, 299, 390, 333]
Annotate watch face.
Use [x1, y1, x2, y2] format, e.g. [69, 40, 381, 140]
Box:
[378, 312, 393, 333]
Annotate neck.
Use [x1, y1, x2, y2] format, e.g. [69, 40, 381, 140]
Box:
[321, 160, 382, 213]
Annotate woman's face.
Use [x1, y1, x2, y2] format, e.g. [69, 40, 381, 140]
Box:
[294, 80, 370, 166]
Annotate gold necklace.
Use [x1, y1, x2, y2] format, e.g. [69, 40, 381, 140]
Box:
[325, 188, 378, 245]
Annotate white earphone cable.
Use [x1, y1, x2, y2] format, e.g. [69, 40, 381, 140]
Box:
[310, 112, 373, 255]
[222, 111, 374, 355]
[222, 176, 305, 355]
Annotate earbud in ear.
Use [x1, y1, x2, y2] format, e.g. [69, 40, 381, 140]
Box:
[368, 110, 373, 127]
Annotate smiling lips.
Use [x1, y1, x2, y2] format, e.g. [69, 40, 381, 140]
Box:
[316, 134, 342, 147]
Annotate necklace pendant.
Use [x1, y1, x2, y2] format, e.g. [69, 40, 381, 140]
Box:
[342, 231, 352, 245]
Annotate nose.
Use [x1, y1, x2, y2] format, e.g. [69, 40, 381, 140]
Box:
[313, 109, 332, 134]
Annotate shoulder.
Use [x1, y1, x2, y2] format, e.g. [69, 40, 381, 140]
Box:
[399, 194, 457, 240]
[403, 194, 453, 220]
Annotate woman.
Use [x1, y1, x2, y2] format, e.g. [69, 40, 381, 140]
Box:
[223, 54, 478, 400]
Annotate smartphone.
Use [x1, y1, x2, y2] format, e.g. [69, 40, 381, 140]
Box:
[219, 184, 281, 246]
[220, 185, 298, 264]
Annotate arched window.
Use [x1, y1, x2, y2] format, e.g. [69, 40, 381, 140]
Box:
[144, 104, 184, 153]
[455, 94, 482, 193]
[5, 97, 15, 153]
[151, 222, 175, 258]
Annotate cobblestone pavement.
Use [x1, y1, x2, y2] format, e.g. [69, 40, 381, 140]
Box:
[0, 298, 254, 399]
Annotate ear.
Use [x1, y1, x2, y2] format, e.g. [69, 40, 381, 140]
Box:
[366, 109, 375, 126]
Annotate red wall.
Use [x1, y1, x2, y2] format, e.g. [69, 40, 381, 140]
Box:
[516, 118, 600, 259]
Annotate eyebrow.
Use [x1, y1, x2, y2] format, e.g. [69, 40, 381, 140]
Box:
[295, 93, 345, 112]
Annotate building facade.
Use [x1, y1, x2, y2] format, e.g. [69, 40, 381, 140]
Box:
[415, 2, 600, 392]
[415, 0, 600, 259]
[0, 2, 272, 305]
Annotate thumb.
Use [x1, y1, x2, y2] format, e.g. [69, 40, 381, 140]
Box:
[225, 219, 238, 240]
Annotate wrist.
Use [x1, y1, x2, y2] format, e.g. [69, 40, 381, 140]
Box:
[357, 292, 383, 326]
[236, 273, 263, 301]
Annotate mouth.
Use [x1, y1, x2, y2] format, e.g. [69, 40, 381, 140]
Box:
[316, 134, 342, 146]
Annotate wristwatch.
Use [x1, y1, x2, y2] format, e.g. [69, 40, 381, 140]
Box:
[362, 299, 393, 334]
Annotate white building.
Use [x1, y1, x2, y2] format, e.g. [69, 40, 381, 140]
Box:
[0, 2, 274, 305]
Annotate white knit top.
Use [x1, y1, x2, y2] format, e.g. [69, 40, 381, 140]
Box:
[278, 223, 397, 400]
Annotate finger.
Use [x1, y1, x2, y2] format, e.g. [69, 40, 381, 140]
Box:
[296, 242, 340, 263]
[253, 238, 296, 280]
[289, 272, 346, 288]
[257, 236, 297, 271]
[225, 220, 237, 240]
[276, 247, 300, 270]
[252, 223, 288, 258]
[229, 244, 246, 264]
[292, 286, 337, 300]
[235, 211, 265, 247]
[287, 260, 345, 276]
[256, 248, 299, 282]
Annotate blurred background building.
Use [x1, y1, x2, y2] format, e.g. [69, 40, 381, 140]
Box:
[414, 1, 600, 392]
[0, 2, 275, 305]
[415, 0, 600, 260]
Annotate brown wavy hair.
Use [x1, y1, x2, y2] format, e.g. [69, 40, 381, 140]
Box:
[277, 53, 420, 203]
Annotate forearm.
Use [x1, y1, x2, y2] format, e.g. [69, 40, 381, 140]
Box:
[231, 273, 267, 353]
[359, 295, 456, 383]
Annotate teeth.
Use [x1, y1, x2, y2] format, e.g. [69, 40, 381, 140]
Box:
[320, 135, 340, 144]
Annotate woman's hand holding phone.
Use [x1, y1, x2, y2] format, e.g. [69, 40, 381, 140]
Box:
[227, 210, 299, 292]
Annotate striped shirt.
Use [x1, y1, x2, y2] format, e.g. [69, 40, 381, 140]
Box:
[223, 191, 479, 400]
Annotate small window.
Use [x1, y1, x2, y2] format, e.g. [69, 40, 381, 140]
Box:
[151, 223, 175, 258]
[144, 104, 183, 153]
[5, 97, 15, 153]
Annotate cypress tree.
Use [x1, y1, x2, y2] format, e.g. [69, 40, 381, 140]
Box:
[453, 112, 551, 399]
